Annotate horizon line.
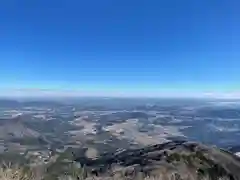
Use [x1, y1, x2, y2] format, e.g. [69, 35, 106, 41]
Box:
[0, 88, 240, 100]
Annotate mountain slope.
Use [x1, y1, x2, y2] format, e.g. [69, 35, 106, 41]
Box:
[76, 140, 240, 180]
[0, 117, 40, 139]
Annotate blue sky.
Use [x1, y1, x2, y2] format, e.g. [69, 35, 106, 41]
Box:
[0, 0, 240, 97]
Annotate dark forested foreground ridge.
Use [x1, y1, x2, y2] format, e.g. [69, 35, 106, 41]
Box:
[1, 141, 239, 180]
[74, 140, 240, 180]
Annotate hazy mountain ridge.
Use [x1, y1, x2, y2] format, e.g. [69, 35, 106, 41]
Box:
[0, 116, 40, 139]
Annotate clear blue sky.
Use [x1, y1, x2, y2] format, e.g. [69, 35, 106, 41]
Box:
[0, 0, 240, 97]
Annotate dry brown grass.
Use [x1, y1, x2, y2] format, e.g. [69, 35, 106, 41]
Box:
[0, 163, 33, 180]
[0, 163, 231, 180]
[0, 162, 44, 180]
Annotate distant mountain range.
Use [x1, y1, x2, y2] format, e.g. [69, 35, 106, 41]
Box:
[0, 99, 64, 108]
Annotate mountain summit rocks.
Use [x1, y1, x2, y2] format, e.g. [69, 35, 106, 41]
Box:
[76, 141, 240, 180]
